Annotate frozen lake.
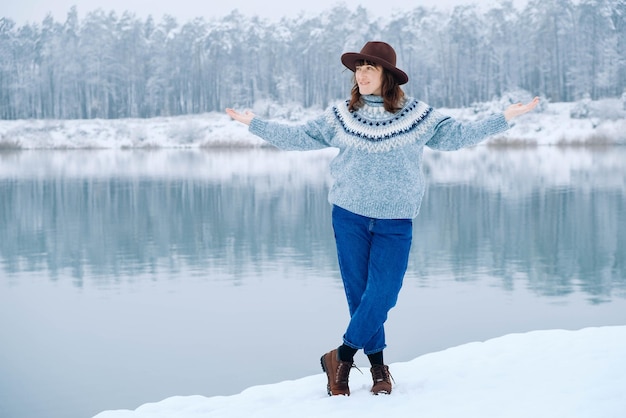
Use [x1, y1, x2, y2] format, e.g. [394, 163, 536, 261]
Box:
[1, 147, 625, 418]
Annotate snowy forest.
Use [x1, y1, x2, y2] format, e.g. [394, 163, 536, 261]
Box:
[0, 0, 625, 120]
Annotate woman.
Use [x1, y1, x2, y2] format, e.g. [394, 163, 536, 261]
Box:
[226, 41, 539, 397]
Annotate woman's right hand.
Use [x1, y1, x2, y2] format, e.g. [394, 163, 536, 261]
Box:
[503, 97, 540, 121]
[225, 108, 255, 126]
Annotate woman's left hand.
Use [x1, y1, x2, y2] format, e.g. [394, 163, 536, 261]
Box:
[504, 97, 540, 121]
[226, 108, 255, 125]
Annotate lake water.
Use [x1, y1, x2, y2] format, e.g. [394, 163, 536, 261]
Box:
[1, 147, 625, 418]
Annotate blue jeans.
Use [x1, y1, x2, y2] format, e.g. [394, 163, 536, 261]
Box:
[332, 205, 413, 355]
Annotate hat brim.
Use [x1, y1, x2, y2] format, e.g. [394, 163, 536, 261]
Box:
[341, 52, 409, 85]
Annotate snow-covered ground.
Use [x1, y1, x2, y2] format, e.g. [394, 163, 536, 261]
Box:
[93, 326, 625, 418]
[1, 98, 625, 149]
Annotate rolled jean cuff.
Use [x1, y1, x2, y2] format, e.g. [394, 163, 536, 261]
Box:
[342, 336, 386, 355]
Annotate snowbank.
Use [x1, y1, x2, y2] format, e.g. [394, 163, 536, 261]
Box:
[93, 326, 626, 418]
[0, 113, 263, 150]
[0, 99, 624, 149]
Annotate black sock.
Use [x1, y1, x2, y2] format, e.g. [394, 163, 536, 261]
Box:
[338, 344, 358, 363]
[367, 351, 384, 366]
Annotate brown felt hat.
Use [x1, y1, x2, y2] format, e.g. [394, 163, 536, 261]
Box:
[341, 41, 409, 85]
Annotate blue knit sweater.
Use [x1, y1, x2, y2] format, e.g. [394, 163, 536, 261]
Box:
[249, 95, 509, 219]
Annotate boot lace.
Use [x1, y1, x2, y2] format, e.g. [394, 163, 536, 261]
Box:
[371, 364, 394, 384]
[336, 362, 362, 384]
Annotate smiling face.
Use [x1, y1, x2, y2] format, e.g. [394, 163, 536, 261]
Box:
[355, 62, 384, 96]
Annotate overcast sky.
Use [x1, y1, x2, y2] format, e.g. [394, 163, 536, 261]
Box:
[2, 0, 528, 25]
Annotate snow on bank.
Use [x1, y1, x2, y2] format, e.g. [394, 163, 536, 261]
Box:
[1, 99, 624, 149]
[0, 112, 263, 150]
[93, 326, 626, 418]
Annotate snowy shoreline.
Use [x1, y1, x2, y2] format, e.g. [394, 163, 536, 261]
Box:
[93, 326, 626, 418]
[1, 99, 625, 149]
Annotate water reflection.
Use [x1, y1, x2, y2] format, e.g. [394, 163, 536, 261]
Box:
[0, 150, 337, 285]
[1, 147, 625, 418]
[1, 148, 624, 301]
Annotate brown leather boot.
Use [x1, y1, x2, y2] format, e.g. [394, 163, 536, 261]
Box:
[370, 364, 393, 395]
[320, 349, 353, 396]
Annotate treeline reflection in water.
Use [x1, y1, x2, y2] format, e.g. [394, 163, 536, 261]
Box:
[1, 147, 625, 302]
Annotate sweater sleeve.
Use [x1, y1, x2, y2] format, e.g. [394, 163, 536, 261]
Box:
[248, 112, 335, 151]
[425, 112, 510, 151]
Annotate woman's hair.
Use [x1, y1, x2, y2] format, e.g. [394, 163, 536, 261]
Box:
[348, 60, 405, 113]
